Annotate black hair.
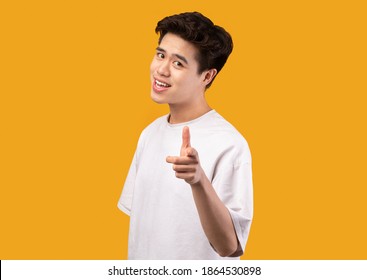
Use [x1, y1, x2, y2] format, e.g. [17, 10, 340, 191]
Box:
[155, 12, 233, 88]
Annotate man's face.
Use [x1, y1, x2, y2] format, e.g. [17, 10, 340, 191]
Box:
[150, 33, 207, 106]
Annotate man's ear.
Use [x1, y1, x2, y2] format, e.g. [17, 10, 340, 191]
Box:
[203, 68, 217, 86]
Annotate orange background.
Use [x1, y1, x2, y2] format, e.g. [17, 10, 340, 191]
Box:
[1, 0, 366, 259]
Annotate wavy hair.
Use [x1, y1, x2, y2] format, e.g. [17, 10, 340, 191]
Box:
[155, 12, 233, 88]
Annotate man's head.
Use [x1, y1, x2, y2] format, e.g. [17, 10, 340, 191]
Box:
[155, 12, 233, 89]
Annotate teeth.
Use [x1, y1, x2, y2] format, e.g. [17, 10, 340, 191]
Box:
[156, 80, 170, 87]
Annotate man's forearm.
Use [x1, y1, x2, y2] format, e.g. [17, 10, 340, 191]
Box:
[191, 173, 239, 257]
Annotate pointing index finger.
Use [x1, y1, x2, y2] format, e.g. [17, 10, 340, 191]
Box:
[181, 126, 191, 149]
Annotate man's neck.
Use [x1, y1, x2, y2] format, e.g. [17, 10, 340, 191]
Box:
[168, 102, 212, 124]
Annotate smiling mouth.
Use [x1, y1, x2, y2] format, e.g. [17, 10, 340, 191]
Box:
[155, 79, 171, 88]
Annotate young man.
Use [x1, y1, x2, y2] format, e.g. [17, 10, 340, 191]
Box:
[118, 12, 253, 260]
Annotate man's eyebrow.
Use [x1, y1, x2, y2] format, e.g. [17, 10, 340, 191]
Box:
[156, 47, 166, 53]
[156, 47, 188, 65]
[174, 53, 188, 65]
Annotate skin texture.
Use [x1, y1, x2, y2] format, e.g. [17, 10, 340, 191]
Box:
[151, 33, 239, 257]
[150, 33, 216, 124]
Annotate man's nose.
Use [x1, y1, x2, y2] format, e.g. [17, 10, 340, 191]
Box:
[157, 60, 170, 77]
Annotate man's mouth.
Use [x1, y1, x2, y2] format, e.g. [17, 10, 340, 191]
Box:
[153, 79, 171, 93]
[155, 79, 171, 88]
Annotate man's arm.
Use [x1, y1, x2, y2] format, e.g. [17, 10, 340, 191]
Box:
[166, 126, 239, 257]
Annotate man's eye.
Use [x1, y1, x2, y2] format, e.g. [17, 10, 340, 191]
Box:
[173, 61, 182, 67]
[157, 53, 164, 59]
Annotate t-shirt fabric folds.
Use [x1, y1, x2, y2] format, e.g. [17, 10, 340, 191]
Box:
[118, 110, 253, 260]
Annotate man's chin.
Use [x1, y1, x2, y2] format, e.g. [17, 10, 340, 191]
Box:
[151, 96, 167, 104]
[151, 92, 168, 104]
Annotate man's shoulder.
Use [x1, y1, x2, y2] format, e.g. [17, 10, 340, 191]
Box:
[141, 114, 168, 132]
[208, 111, 248, 143]
[137, 114, 168, 142]
[133, 115, 168, 152]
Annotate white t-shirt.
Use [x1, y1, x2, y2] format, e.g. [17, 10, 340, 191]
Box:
[118, 110, 253, 259]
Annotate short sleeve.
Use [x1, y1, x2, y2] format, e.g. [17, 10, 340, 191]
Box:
[117, 150, 137, 216]
[117, 129, 147, 216]
[213, 154, 253, 257]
